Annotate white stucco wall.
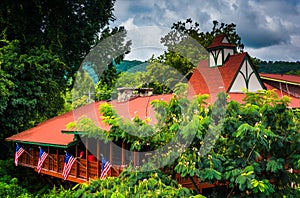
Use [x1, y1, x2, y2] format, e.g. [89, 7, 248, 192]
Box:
[229, 60, 263, 92]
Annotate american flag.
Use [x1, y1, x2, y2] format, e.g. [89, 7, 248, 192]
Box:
[15, 143, 25, 166]
[62, 152, 76, 180]
[37, 147, 48, 173]
[100, 155, 112, 179]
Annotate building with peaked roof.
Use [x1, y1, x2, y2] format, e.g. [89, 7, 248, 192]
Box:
[188, 34, 265, 104]
[5, 33, 300, 187]
[189, 33, 299, 108]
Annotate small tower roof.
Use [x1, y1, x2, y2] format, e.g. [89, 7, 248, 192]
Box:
[207, 33, 236, 49]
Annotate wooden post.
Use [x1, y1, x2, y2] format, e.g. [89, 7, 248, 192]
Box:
[47, 147, 50, 170]
[85, 137, 89, 180]
[29, 146, 32, 166]
[56, 148, 59, 172]
[97, 140, 100, 178]
[133, 150, 137, 167]
[110, 142, 113, 176]
[121, 142, 125, 165]
[75, 145, 78, 177]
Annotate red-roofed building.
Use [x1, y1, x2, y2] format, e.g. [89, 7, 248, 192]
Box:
[189, 33, 266, 104]
[5, 92, 174, 183]
[5, 33, 300, 187]
[189, 34, 299, 108]
[260, 73, 300, 98]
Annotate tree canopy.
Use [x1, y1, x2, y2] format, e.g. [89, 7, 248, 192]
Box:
[155, 19, 244, 77]
[258, 61, 300, 74]
[0, 39, 66, 137]
[69, 88, 300, 197]
[0, 0, 117, 81]
[0, 0, 125, 136]
[114, 20, 245, 95]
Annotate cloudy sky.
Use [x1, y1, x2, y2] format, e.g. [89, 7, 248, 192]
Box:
[110, 0, 300, 62]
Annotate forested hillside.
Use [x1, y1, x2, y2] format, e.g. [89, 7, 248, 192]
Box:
[115, 59, 300, 77]
[258, 61, 300, 74]
[115, 60, 147, 73]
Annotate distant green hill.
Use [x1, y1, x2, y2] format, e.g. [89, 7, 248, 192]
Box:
[116, 60, 300, 75]
[258, 61, 300, 74]
[115, 60, 148, 73]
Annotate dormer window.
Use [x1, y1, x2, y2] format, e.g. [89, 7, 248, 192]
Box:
[207, 34, 235, 67]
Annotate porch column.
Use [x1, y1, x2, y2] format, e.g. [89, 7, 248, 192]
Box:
[121, 142, 125, 166]
[97, 140, 100, 178]
[133, 150, 137, 167]
[47, 147, 50, 170]
[56, 148, 59, 172]
[110, 142, 113, 176]
[75, 145, 78, 177]
[85, 137, 89, 180]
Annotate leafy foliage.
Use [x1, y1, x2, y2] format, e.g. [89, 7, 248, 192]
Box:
[0, 178, 32, 198]
[70, 88, 300, 197]
[0, 0, 117, 81]
[0, 159, 51, 196]
[0, 0, 122, 136]
[0, 39, 66, 137]
[155, 19, 244, 77]
[258, 61, 300, 74]
[116, 20, 246, 95]
[72, 170, 193, 197]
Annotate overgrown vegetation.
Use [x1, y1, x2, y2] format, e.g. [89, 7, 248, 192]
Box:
[68, 88, 300, 197]
[1, 2, 299, 195]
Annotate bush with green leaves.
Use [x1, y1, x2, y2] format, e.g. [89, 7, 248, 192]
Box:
[0, 178, 33, 198]
[71, 169, 193, 198]
[68, 88, 300, 197]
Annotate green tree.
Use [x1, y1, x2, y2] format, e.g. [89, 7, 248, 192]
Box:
[0, 0, 122, 137]
[258, 60, 300, 74]
[70, 170, 194, 198]
[115, 71, 146, 88]
[0, 0, 116, 81]
[70, 88, 300, 197]
[0, 39, 66, 138]
[89, 27, 131, 101]
[155, 19, 244, 77]
[114, 61, 188, 95]
[162, 19, 244, 51]
[0, 178, 32, 198]
[173, 90, 300, 197]
[72, 71, 95, 109]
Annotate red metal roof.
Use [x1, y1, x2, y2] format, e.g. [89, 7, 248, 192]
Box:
[6, 75, 299, 147]
[110, 94, 173, 123]
[264, 83, 300, 108]
[5, 95, 173, 147]
[188, 52, 247, 98]
[260, 73, 300, 84]
[5, 34, 299, 147]
[227, 93, 246, 104]
[188, 53, 299, 108]
[207, 33, 236, 49]
[5, 102, 108, 147]
[5, 110, 76, 147]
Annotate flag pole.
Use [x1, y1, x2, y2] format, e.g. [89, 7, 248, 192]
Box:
[23, 149, 34, 158]
[100, 153, 115, 171]
[76, 158, 87, 169]
[64, 150, 86, 169]
[39, 146, 57, 162]
[48, 154, 57, 162]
